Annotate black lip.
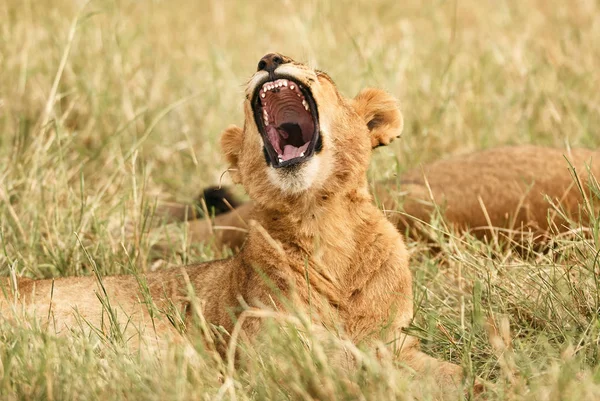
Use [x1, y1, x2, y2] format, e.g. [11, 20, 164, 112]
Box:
[252, 75, 320, 168]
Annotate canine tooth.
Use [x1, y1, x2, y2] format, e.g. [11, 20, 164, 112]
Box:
[290, 84, 295, 90]
[261, 93, 265, 98]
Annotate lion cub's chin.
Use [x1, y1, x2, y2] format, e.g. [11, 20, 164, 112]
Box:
[266, 154, 333, 194]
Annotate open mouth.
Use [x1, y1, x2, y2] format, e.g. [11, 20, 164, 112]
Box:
[252, 78, 320, 168]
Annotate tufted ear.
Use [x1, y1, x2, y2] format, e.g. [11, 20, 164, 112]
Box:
[351, 88, 404, 148]
[220, 124, 243, 183]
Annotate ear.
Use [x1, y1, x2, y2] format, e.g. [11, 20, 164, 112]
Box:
[351, 88, 404, 148]
[220, 124, 243, 183]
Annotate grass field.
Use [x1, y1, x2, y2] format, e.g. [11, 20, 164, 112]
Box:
[1, 0, 600, 399]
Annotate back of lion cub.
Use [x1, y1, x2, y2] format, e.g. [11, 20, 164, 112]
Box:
[153, 145, 600, 252]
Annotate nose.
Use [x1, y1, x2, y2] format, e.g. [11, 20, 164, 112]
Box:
[257, 53, 285, 73]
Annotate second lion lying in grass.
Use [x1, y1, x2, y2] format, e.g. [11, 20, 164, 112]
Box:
[155, 145, 600, 253]
[1, 54, 468, 396]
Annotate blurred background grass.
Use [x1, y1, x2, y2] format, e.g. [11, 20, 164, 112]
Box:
[1, 0, 600, 399]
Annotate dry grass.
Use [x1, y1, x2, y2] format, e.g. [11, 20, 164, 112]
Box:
[1, 0, 600, 399]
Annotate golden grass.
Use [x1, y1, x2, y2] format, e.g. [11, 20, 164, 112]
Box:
[1, 0, 600, 399]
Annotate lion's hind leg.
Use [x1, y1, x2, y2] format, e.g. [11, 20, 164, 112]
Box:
[397, 345, 484, 399]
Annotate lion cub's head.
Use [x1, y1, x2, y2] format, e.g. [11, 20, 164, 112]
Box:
[221, 53, 403, 208]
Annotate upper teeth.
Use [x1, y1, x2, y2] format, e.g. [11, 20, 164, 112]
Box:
[260, 79, 308, 101]
[262, 79, 293, 93]
[302, 100, 309, 111]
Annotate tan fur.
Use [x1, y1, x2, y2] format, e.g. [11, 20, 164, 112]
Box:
[384, 146, 600, 242]
[160, 146, 599, 252]
[1, 54, 464, 395]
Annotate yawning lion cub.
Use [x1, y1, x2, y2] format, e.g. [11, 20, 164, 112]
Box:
[1, 53, 464, 394]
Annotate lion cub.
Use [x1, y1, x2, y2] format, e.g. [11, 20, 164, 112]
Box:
[1, 53, 464, 394]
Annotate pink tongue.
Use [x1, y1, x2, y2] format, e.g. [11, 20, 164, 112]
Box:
[281, 142, 310, 161]
[267, 125, 308, 161]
